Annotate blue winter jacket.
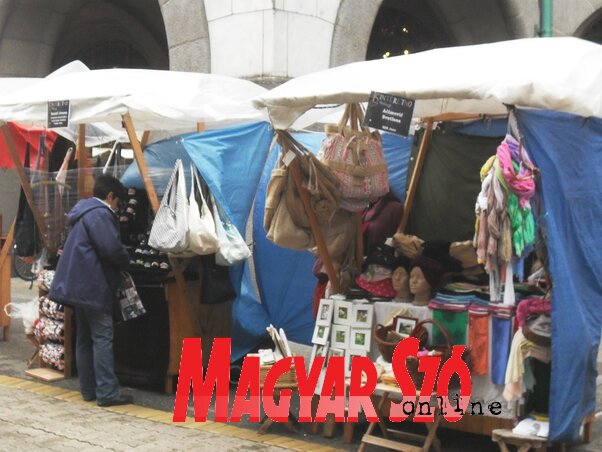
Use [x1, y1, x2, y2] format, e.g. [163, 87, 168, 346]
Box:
[49, 198, 130, 312]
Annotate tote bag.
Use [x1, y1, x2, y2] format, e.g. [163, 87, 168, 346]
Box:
[188, 164, 219, 255]
[211, 194, 251, 266]
[149, 159, 189, 253]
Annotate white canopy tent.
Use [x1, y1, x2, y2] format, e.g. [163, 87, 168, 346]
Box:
[253, 37, 602, 129]
[0, 64, 268, 131]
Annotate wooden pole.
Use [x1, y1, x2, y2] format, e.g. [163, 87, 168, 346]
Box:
[122, 113, 160, 214]
[76, 124, 86, 199]
[0, 220, 15, 341]
[397, 119, 434, 234]
[140, 131, 151, 150]
[0, 122, 47, 245]
[288, 153, 342, 294]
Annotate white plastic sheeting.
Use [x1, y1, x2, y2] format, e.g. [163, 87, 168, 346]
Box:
[253, 37, 602, 129]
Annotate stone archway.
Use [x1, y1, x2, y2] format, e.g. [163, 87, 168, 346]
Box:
[331, 0, 518, 68]
[158, 0, 210, 72]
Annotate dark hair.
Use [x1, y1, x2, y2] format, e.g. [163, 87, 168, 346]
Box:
[93, 174, 126, 200]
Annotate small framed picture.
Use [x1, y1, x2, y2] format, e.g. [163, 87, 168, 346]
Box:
[350, 328, 371, 351]
[312, 324, 330, 345]
[316, 298, 334, 326]
[330, 324, 350, 349]
[327, 347, 346, 365]
[310, 341, 330, 367]
[334, 299, 353, 326]
[394, 316, 418, 339]
[351, 303, 374, 328]
[345, 349, 368, 376]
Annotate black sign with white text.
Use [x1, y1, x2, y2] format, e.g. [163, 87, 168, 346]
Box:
[363, 91, 415, 136]
[47, 100, 70, 128]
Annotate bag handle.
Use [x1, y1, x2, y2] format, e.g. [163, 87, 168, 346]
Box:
[190, 163, 209, 209]
[411, 318, 453, 350]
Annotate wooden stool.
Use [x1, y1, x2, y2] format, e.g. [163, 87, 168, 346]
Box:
[258, 384, 299, 434]
[492, 429, 552, 452]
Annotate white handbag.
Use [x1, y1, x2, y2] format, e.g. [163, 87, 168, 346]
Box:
[149, 159, 189, 253]
[211, 194, 251, 266]
[188, 164, 219, 255]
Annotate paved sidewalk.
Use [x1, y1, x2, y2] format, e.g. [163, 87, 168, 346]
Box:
[0, 375, 338, 452]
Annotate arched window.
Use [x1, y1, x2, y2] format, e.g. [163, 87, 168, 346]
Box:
[581, 11, 602, 44]
[366, 0, 452, 60]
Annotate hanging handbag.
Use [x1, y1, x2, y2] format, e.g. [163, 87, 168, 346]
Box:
[319, 103, 389, 212]
[149, 159, 189, 253]
[212, 194, 251, 266]
[14, 143, 42, 257]
[201, 254, 236, 304]
[115, 271, 146, 322]
[187, 164, 219, 255]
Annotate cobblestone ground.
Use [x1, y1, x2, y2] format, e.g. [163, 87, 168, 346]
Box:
[0, 383, 294, 452]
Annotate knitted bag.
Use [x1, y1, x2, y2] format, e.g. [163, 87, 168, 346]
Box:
[319, 103, 389, 211]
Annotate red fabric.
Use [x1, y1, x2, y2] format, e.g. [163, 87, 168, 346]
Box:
[312, 280, 328, 319]
[355, 276, 396, 298]
[0, 122, 57, 169]
[469, 312, 489, 375]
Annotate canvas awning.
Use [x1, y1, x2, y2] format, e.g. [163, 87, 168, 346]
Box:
[253, 37, 602, 129]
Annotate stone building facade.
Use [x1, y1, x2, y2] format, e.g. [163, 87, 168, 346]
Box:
[0, 0, 601, 233]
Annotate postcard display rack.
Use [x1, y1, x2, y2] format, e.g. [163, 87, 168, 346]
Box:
[310, 297, 375, 438]
[26, 270, 74, 381]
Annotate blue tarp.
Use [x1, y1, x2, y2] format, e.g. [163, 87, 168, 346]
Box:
[517, 109, 602, 442]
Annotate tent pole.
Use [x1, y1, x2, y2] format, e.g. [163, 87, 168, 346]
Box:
[397, 119, 434, 234]
[288, 155, 342, 294]
[76, 124, 87, 199]
[122, 113, 160, 214]
[0, 122, 47, 246]
[140, 131, 151, 149]
[0, 219, 15, 341]
[122, 113, 203, 337]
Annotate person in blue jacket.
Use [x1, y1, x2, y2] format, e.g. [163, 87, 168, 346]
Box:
[50, 174, 133, 407]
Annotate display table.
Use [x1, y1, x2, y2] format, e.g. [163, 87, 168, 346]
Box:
[358, 382, 442, 452]
[491, 429, 551, 452]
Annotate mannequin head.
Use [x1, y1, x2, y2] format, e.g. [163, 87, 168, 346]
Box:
[392, 266, 412, 301]
[409, 256, 445, 306]
[409, 266, 431, 305]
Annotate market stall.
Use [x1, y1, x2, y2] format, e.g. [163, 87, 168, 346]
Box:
[0, 62, 268, 390]
[252, 37, 602, 443]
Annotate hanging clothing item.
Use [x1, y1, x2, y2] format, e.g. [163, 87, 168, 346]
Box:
[432, 308, 468, 346]
[491, 315, 513, 385]
[468, 307, 489, 376]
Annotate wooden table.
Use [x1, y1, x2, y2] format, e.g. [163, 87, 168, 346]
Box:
[358, 383, 442, 452]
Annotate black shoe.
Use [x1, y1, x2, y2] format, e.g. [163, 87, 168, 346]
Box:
[82, 395, 96, 402]
[97, 395, 134, 407]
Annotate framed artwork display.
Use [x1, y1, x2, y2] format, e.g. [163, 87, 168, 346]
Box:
[394, 316, 418, 339]
[345, 349, 368, 376]
[351, 303, 374, 328]
[334, 299, 353, 326]
[310, 341, 330, 367]
[350, 328, 371, 351]
[330, 324, 350, 349]
[312, 324, 330, 345]
[316, 298, 334, 326]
